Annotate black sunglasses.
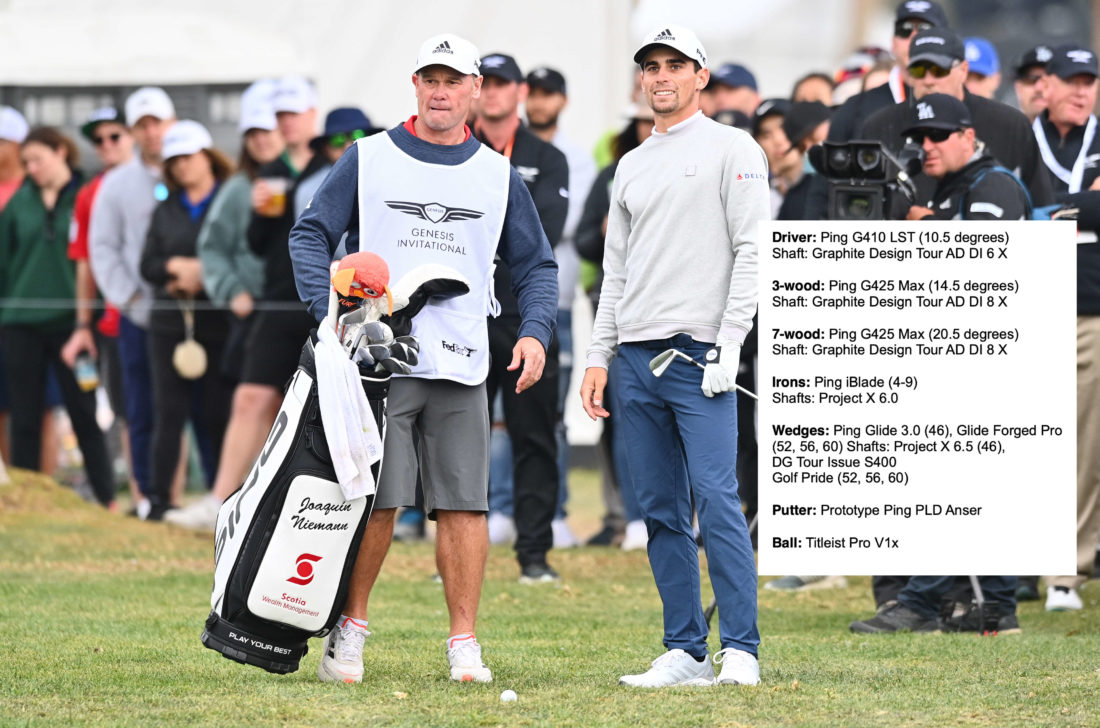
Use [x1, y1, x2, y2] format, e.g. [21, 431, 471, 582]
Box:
[328, 129, 368, 148]
[894, 19, 933, 38]
[908, 61, 958, 79]
[93, 132, 122, 146]
[909, 128, 957, 144]
[1017, 72, 1044, 86]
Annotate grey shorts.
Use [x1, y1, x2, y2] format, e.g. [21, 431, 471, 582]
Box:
[374, 377, 489, 515]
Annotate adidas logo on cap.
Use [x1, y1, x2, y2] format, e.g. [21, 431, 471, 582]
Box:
[434, 40, 453, 54]
[654, 28, 675, 41]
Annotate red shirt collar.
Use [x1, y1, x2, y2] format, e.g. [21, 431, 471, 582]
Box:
[403, 115, 472, 142]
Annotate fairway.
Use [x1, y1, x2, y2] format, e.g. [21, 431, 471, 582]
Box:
[1, 471, 1097, 728]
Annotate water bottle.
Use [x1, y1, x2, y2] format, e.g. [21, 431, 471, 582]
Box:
[74, 352, 99, 393]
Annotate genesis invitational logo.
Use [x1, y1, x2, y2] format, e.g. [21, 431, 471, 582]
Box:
[385, 200, 485, 224]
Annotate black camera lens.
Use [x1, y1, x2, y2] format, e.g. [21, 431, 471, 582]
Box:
[856, 148, 881, 173]
[828, 148, 851, 175]
[845, 194, 874, 219]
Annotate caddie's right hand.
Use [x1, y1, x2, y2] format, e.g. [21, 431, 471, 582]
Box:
[580, 366, 610, 421]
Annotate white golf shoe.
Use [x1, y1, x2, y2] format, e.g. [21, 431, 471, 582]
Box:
[1045, 585, 1083, 611]
[713, 647, 760, 686]
[164, 494, 221, 531]
[487, 511, 516, 546]
[621, 520, 649, 551]
[619, 649, 714, 687]
[318, 617, 369, 683]
[447, 637, 492, 683]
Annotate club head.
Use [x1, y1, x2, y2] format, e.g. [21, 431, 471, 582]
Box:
[649, 349, 680, 378]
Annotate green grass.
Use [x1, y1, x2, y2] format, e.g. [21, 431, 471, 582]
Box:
[1, 470, 1098, 727]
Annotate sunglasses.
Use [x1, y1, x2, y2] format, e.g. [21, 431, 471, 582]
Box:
[93, 132, 122, 146]
[909, 128, 958, 144]
[1017, 72, 1044, 86]
[894, 19, 932, 38]
[908, 61, 957, 79]
[328, 129, 368, 148]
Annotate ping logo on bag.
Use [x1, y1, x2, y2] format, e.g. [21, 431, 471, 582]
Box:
[287, 553, 322, 585]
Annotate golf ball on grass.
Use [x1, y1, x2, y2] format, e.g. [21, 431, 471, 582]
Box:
[500, 689, 518, 702]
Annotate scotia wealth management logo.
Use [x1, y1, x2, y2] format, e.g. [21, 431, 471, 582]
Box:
[287, 553, 322, 585]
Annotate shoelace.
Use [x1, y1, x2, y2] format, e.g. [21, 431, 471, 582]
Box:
[337, 626, 369, 662]
[712, 648, 749, 667]
[448, 639, 484, 666]
[650, 649, 687, 668]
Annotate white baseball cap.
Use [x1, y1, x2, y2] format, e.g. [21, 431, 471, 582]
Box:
[0, 106, 29, 143]
[414, 33, 482, 76]
[239, 79, 278, 133]
[272, 75, 318, 114]
[633, 25, 709, 69]
[161, 119, 213, 160]
[125, 87, 176, 127]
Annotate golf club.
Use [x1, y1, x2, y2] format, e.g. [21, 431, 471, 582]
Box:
[649, 348, 759, 400]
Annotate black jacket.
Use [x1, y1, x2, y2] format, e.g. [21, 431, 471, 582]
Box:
[1035, 112, 1100, 202]
[575, 163, 616, 312]
[477, 123, 569, 319]
[859, 90, 1054, 209]
[247, 153, 329, 301]
[827, 82, 904, 144]
[923, 148, 1030, 221]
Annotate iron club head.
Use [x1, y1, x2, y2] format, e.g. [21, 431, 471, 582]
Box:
[649, 348, 704, 377]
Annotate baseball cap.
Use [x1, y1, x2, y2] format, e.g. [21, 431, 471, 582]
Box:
[894, 0, 948, 27]
[479, 53, 524, 83]
[0, 106, 28, 143]
[414, 33, 482, 76]
[1015, 44, 1054, 78]
[752, 97, 791, 136]
[964, 37, 1000, 77]
[526, 67, 566, 95]
[239, 79, 278, 133]
[310, 107, 376, 149]
[633, 24, 708, 69]
[272, 75, 318, 114]
[713, 109, 753, 130]
[781, 101, 832, 149]
[80, 107, 123, 141]
[711, 62, 757, 90]
[902, 93, 973, 136]
[125, 87, 175, 127]
[161, 119, 213, 160]
[908, 28, 966, 69]
[1046, 43, 1099, 79]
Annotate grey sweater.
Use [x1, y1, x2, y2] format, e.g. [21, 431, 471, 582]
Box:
[197, 173, 264, 306]
[88, 157, 162, 328]
[586, 111, 769, 369]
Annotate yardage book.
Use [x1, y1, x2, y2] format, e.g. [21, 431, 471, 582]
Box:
[758, 221, 1076, 575]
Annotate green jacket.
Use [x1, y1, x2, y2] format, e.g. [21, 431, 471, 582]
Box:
[197, 172, 265, 306]
[0, 175, 82, 329]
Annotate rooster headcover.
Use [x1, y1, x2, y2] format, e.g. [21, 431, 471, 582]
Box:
[330, 252, 393, 316]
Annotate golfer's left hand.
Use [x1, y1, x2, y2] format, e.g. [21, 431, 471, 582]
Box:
[701, 337, 741, 398]
[509, 336, 545, 393]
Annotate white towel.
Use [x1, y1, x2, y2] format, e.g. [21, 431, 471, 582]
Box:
[315, 317, 383, 500]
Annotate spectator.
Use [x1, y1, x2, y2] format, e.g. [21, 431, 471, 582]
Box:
[861, 59, 896, 92]
[0, 126, 115, 507]
[752, 99, 797, 217]
[833, 46, 893, 104]
[166, 81, 284, 530]
[964, 37, 1002, 99]
[708, 62, 760, 116]
[60, 107, 138, 506]
[1013, 44, 1053, 122]
[777, 101, 831, 221]
[139, 121, 235, 522]
[90, 87, 177, 518]
[1034, 43, 1100, 612]
[792, 72, 835, 105]
[475, 52, 568, 583]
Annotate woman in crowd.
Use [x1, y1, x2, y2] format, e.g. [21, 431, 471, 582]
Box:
[0, 127, 115, 507]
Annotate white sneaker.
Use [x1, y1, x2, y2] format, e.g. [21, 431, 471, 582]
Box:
[135, 497, 152, 521]
[713, 648, 760, 686]
[447, 638, 492, 683]
[621, 520, 648, 551]
[487, 511, 516, 545]
[619, 649, 714, 687]
[318, 617, 369, 683]
[552, 518, 579, 548]
[1046, 585, 1083, 611]
[164, 494, 221, 531]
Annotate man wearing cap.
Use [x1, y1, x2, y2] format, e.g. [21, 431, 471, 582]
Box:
[289, 33, 557, 685]
[708, 63, 760, 117]
[89, 86, 177, 517]
[752, 99, 797, 217]
[859, 27, 1053, 212]
[525, 66, 597, 550]
[1034, 43, 1100, 614]
[1014, 45, 1053, 122]
[778, 101, 832, 221]
[828, 0, 950, 144]
[964, 37, 1002, 99]
[580, 24, 768, 688]
[902, 93, 1030, 220]
[473, 52, 569, 583]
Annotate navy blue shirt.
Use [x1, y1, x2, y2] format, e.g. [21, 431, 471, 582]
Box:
[289, 124, 558, 351]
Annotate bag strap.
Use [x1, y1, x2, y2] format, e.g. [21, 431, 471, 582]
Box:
[962, 164, 1033, 219]
[178, 297, 196, 341]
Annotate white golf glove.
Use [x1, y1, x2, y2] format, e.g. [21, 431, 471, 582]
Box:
[700, 336, 741, 398]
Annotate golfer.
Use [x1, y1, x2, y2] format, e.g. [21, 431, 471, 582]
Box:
[289, 33, 557, 685]
[580, 24, 769, 687]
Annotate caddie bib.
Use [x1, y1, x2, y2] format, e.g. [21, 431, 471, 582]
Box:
[356, 133, 509, 384]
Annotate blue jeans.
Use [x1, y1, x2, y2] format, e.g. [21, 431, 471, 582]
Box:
[618, 336, 759, 657]
[900, 576, 1018, 618]
[117, 316, 153, 496]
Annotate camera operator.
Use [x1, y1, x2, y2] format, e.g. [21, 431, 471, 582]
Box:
[860, 27, 1053, 209]
[903, 94, 1030, 221]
